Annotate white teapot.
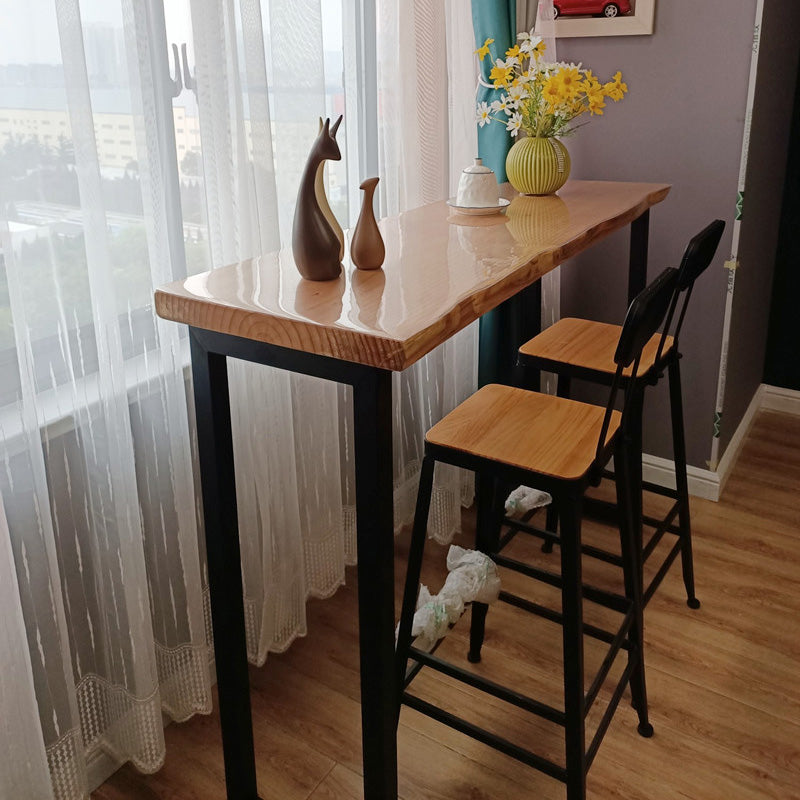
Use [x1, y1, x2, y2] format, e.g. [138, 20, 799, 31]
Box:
[456, 158, 500, 208]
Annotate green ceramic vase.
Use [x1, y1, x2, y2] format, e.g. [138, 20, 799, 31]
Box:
[506, 136, 571, 196]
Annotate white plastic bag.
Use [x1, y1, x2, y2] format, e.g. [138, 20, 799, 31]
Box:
[504, 485, 552, 517]
[403, 546, 501, 651]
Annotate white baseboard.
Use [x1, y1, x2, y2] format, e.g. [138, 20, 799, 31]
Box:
[761, 384, 800, 415]
[640, 381, 795, 503]
[714, 383, 765, 497]
[641, 454, 721, 501]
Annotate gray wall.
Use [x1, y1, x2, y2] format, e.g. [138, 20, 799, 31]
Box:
[720, 2, 800, 455]
[555, 0, 758, 468]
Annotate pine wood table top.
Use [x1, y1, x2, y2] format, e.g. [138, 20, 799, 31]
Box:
[155, 180, 670, 371]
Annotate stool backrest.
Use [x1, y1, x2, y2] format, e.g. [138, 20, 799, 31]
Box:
[655, 219, 726, 361]
[676, 219, 726, 292]
[596, 268, 679, 459]
[614, 267, 679, 369]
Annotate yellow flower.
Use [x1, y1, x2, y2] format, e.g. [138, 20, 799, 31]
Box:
[531, 39, 546, 60]
[505, 44, 521, 60]
[604, 71, 628, 101]
[489, 60, 513, 88]
[556, 66, 582, 100]
[474, 37, 494, 61]
[542, 76, 563, 111]
[587, 90, 606, 115]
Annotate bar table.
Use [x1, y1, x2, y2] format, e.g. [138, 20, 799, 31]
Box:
[155, 180, 670, 800]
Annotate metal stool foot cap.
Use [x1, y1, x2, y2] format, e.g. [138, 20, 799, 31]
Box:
[467, 651, 482, 664]
[637, 722, 654, 738]
[687, 597, 701, 610]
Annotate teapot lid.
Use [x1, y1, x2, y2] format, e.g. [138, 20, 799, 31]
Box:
[463, 158, 494, 175]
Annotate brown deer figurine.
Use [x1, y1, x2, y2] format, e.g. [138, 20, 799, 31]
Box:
[292, 115, 344, 281]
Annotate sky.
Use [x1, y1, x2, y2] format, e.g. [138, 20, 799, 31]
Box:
[0, 0, 343, 66]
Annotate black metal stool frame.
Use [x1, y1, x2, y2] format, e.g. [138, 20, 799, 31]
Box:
[394, 268, 680, 800]
[515, 220, 726, 609]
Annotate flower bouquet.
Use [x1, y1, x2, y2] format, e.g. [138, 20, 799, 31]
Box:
[475, 30, 627, 194]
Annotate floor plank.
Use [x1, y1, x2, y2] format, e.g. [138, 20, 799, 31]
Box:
[93, 410, 800, 800]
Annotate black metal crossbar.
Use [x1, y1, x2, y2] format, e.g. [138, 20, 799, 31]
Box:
[402, 692, 569, 783]
[585, 610, 635, 712]
[585, 659, 637, 770]
[407, 647, 566, 726]
[498, 590, 628, 649]
[493, 554, 630, 615]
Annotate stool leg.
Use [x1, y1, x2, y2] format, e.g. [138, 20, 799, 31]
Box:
[668, 356, 700, 609]
[615, 436, 653, 738]
[542, 504, 558, 553]
[395, 455, 435, 716]
[468, 472, 503, 664]
[558, 492, 587, 800]
[542, 374, 571, 555]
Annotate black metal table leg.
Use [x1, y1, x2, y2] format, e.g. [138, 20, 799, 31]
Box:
[190, 330, 260, 800]
[628, 209, 650, 306]
[352, 367, 399, 800]
[479, 281, 542, 388]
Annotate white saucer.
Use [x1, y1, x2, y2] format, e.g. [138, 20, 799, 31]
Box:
[447, 197, 510, 216]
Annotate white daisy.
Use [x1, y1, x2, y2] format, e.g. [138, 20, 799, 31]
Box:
[506, 113, 523, 137]
[490, 94, 513, 116]
[476, 101, 492, 127]
[508, 83, 527, 105]
[521, 34, 544, 56]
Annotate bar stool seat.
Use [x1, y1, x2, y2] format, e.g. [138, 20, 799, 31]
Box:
[519, 317, 674, 381]
[427, 384, 620, 480]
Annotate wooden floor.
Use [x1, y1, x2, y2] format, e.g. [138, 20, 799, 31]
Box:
[94, 410, 800, 800]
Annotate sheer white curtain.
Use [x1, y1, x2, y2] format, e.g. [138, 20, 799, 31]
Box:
[0, 0, 211, 796]
[0, 0, 479, 797]
[364, 0, 479, 543]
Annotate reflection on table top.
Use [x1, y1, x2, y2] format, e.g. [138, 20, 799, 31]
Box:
[155, 180, 670, 371]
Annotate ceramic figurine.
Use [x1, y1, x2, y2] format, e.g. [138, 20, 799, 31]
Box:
[351, 177, 385, 271]
[314, 117, 345, 260]
[292, 115, 343, 281]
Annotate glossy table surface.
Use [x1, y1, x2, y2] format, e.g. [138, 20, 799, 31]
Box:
[155, 180, 670, 371]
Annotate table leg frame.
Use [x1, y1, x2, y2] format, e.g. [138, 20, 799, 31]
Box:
[189, 328, 397, 800]
[190, 333, 260, 800]
[628, 209, 650, 305]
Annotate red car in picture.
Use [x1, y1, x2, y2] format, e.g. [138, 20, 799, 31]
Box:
[553, 0, 632, 18]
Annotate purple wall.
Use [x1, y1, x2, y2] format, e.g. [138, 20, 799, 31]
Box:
[555, 0, 758, 467]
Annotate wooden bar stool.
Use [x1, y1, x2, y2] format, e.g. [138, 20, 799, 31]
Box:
[517, 220, 725, 609]
[395, 269, 679, 800]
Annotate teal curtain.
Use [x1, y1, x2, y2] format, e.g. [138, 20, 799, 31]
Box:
[472, 0, 517, 182]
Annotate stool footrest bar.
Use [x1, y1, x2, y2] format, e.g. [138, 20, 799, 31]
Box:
[498, 590, 630, 649]
[401, 692, 568, 783]
[644, 538, 683, 605]
[585, 659, 636, 769]
[407, 646, 566, 726]
[642, 501, 681, 560]
[585, 610, 635, 712]
[501, 517, 561, 544]
[493, 555, 629, 614]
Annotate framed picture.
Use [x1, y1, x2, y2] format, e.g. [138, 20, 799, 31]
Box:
[536, 0, 655, 38]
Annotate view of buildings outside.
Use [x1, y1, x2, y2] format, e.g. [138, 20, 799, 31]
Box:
[0, 9, 347, 408]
